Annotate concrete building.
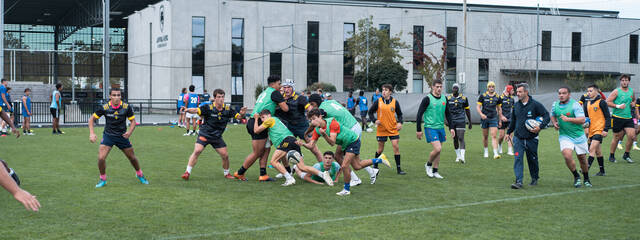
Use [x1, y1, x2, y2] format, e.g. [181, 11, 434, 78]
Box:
[127, 0, 640, 107]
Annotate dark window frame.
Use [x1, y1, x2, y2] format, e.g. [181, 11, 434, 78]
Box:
[307, 21, 320, 86]
[541, 31, 551, 61]
[631, 34, 639, 64]
[231, 18, 245, 103]
[571, 32, 581, 62]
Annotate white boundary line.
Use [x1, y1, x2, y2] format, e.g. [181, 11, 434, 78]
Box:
[156, 184, 640, 240]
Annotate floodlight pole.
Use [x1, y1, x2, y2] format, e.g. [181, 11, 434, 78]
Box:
[103, 0, 110, 100]
[72, 43, 76, 102]
[291, 24, 294, 82]
[536, 3, 540, 94]
[262, 26, 265, 85]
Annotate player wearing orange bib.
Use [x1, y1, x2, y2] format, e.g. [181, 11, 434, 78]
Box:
[368, 84, 404, 174]
[583, 85, 610, 176]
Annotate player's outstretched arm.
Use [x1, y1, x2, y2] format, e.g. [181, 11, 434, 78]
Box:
[184, 108, 198, 114]
[0, 166, 39, 211]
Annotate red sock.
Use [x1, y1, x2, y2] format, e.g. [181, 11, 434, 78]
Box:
[100, 174, 107, 181]
[136, 170, 143, 177]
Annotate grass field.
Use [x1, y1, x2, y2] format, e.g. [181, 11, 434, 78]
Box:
[1, 123, 639, 239]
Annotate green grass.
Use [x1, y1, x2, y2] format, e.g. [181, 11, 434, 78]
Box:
[1, 124, 639, 239]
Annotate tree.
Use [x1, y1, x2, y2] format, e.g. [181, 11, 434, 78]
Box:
[345, 16, 409, 91]
[354, 59, 408, 92]
[412, 31, 447, 88]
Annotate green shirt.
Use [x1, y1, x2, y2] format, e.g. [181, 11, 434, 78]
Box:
[423, 94, 446, 129]
[319, 100, 358, 129]
[552, 99, 585, 140]
[253, 87, 277, 115]
[311, 162, 341, 182]
[315, 117, 359, 149]
[261, 116, 293, 147]
[612, 87, 634, 119]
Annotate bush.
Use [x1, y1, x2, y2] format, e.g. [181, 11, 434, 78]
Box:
[353, 59, 408, 91]
[305, 82, 337, 92]
[254, 84, 267, 100]
[595, 74, 617, 92]
[564, 72, 585, 92]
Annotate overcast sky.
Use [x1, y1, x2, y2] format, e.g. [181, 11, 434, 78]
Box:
[425, 0, 640, 19]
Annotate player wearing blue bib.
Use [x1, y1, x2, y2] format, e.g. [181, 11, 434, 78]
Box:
[177, 88, 187, 128]
[347, 91, 356, 115]
[50, 83, 64, 134]
[21, 88, 33, 135]
[355, 91, 370, 131]
[182, 85, 201, 136]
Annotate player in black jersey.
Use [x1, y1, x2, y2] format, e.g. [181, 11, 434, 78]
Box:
[181, 89, 246, 180]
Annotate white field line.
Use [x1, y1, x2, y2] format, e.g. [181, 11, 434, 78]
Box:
[156, 184, 640, 240]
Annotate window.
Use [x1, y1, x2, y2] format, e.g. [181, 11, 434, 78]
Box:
[379, 24, 390, 38]
[307, 21, 319, 86]
[478, 59, 489, 94]
[571, 32, 581, 62]
[343, 23, 355, 90]
[446, 27, 457, 92]
[631, 35, 638, 64]
[412, 25, 424, 93]
[270, 52, 282, 77]
[192, 17, 205, 93]
[231, 18, 244, 103]
[542, 31, 551, 61]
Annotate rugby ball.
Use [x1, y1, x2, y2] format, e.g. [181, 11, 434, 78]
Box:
[583, 117, 590, 128]
[525, 118, 541, 131]
[286, 150, 302, 165]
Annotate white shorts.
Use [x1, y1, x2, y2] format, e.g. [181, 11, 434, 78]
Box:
[297, 171, 307, 179]
[186, 112, 200, 119]
[351, 123, 362, 138]
[559, 139, 589, 155]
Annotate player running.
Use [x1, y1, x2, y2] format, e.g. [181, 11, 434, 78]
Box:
[583, 85, 610, 176]
[477, 81, 503, 159]
[446, 83, 472, 163]
[183, 85, 200, 136]
[253, 110, 333, 186]
[302, 108, 390, 196]
[551, 87, 591, 187]
[181, 89, 247, 180]
[89, 88, 149, 188]
[368, 84, 405, 174]
[607, 74, 635, 163]
[416, 79, 452, 179]
[498, 85, 515, 156]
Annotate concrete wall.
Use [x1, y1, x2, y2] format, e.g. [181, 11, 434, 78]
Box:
[127, 0, 640, 108]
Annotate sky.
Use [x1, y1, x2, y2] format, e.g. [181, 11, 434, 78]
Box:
[424, 0, 640, 19]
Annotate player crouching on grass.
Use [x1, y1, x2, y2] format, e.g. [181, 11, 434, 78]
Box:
[253, 110, 334, 187]
[181, 89, 247, 180]
[302, 109, 390, 196]
[89, 88, 149, 188]
[294, 151, 341, 185]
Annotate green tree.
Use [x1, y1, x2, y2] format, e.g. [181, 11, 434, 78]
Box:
[353, 59, 408, 92]
[565, 72, 586, 92]
[595, 74, 617, 92]
[346, 16, 409, 91]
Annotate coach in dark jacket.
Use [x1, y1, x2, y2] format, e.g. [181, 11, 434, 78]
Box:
[507, 83, 550, 189]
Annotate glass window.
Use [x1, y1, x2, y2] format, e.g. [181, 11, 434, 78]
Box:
[478, 59, 489, 94]
[307, 21, 319, 86]
[192, 17, 205, 77]
[343, 23, 355, 90]
[630, 35, 638, 64]
[379, 24, 390, 38]
[413, 26, 424, 93]
[542, 31, 551, 61]
[572, 32, 581, 62]
[192, 17, 205, 37]
[231, 18, 244, 102]
[270, 52, 282, 77]
[446, 27, 457, 92]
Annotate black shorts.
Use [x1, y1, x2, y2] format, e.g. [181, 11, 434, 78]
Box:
[450, 121, 466, 130]
[246, 118, 268, 140]
[612, 117, 634, 133]
[589, 134, 603, 143]
[377, 135, 400, 142]
[500, 121, 510, 129]
[360, 111, 367, 119]
[348, 108, 356, 115]
[50, 107, 59, 118]
[276, 136, 301, 153]
[101, 134, 132, 150]
[196, 135, 227, 149]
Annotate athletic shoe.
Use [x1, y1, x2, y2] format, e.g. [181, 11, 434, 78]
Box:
[574, 178, 582, 188]
[507, 150, 514, 156]
[321, 171, 334, 186]
[433, 172, 444, 179]
[623, 156, 634, 163]
[281, 178, 296, 186]
[510, 182, 523, 189]
[609, 156, 617, 163]
[425, 163, 434, 178]
[138, 175, 149, 184]
[378, 153, 391, 168]
[493, 154, 501, 159]
[350, 178, 362, 186]
[181, 172, 190, 180]
[336, 189, 351, 196]
[617, 143, 623, 150]
[26, 132, 35, 136]
[95, 180, 107, 188]
[397, 169, 406, 175]
[529, 178, 538, 186]
[460, 158, 466, 164]
[634, 145, 640, 151]
[584, 180, 593, 187]
[370, 168, 380, 184]
[258, 175, 275, 182]
[275, 173, 284, 179]
[483, 151, 489, 158]
[233, 172, 247, 181]
[57, 130, 65, 134]
[595, 171, 605, 176]
[183, 132, 191, 136]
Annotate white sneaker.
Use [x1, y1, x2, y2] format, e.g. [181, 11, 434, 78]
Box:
[366, 128, 373, 132]
[425, 163, 434, 177]
[507, 150, 514, 156]
[321, 171, 334, 186]
[455, 158, 460, 163]
[281, 178, 296, 186]
[350, 178, 362, 186]
[336, 189, 351, 196]
[370, 168, 380, 184]
[183, 132, 191, 136]
[275, 173, 284, 179]
[484, 151, 489, 158]
[433, 172, 444, 179]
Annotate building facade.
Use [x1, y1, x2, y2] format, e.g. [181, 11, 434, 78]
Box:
[127, 0, 640, 107]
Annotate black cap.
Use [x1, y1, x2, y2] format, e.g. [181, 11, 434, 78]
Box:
[308, 93, 323, 106]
